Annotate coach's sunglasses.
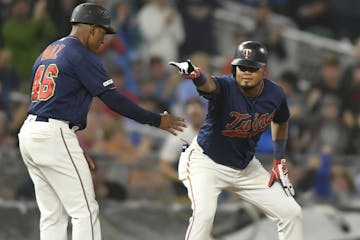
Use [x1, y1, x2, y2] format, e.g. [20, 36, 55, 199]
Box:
[237, 65, 260, 73]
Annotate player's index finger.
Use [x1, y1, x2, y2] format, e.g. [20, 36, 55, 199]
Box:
[168, 62, 179, 67]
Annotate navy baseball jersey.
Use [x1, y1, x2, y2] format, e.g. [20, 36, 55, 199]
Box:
[28, 36, 115, 130]
[197, 75, 290, 169]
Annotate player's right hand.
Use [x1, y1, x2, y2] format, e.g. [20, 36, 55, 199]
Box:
[160, 111, 186, 136]
[268, 159, 295, 197]
[169, 59, 201, 80]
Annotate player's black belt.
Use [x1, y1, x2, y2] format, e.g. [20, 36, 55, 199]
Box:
[35, 116, 79, 131]
[35, 116, 49, 122]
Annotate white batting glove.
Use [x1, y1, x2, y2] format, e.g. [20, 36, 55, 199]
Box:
[168, 59, 201, 79]
[268, 159, 295, 197]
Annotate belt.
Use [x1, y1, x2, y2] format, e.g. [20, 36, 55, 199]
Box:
[35, 116, 49, 122]
[34, 115, 79, 131]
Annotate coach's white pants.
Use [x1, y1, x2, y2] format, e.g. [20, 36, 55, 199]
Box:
[18, 115, 101, 240]
[179, 138, 302, 240]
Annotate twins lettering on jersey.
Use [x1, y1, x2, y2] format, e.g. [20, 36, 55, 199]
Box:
[222, 110, 275, 137]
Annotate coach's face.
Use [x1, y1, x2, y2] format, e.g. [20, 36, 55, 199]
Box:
[87, 25, 106, 52]
[235, 65, 267, 91]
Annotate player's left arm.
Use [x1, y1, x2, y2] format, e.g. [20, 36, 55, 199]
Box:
[269, 120, 295, 196]
[268, 90, 295, 196]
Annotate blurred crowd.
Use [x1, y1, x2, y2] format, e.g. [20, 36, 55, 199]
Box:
[0, 0, 359, 210]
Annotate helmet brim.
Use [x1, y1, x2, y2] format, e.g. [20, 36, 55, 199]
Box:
[71, 21, 116, 34]
[231, 58, 266, 68]
[103, 25, 116, 34]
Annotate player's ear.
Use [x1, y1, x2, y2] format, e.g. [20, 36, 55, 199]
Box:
[90, 25, 97, 35]
[262, 66, 269, 77]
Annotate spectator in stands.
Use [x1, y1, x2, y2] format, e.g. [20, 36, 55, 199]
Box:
[0, 48, 19, 122]
[330, 0, 360, 42]
[306, 55, 346, 115]
[135, 57, 177, 111]
[174, 52, 210, 115]
[248, 0, 289, 78]
[277, 70, 308, 154]
[312, 145, 358, 206]
[98, 0, 141, 95]
[0, 47, 25, 145]
[2, 0, 57, 92]
[342, 64, 360, 151]
[0, 0, 10, 46]
[313, 146, 332, 199]
[0, 101, 6, 142]
[306, 95, 348, 154]
[77, 110, 104, 152]
[158, 98, 205, 201]
[123, 96, 167, 149]
[91, 164, 128, 201]
[286, 0, 334, 38]
[288, 155, 318, 195]
[137, 0, 185, 63]
[342, 38, 360, 92]
[221, 30, 249, 75]
[331, 165, 357, 206]
[15, 177, 35, 200]
[48, 0, 82, 38]
[178, 0, 218, 58]
[94, 119, 142, 163]
[111, 0, 142, 58]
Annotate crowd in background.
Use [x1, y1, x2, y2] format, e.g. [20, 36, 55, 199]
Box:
[0, 0, 359, 211]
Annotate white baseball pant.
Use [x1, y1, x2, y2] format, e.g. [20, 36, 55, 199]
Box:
[179, 138, 303, 240]
[18, 115, 101, 240]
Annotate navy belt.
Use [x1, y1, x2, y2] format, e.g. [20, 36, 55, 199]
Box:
[35, 116, 79, 131]
[35, 116, 49, 122]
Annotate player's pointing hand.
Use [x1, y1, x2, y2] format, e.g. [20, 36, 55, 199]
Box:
[160, 111, 186, 136]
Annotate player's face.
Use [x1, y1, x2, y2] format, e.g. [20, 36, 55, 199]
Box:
[235, 65, 266, 91]
[87, 26, 106, 52]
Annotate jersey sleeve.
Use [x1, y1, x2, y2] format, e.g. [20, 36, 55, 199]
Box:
[197, 76, 224, 100]
[75, 53, 115, 96]
[272, 94, 290, 123]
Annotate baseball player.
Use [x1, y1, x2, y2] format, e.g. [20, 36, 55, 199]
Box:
[17, 3, 185, 240]
[169, 41, 302, 240]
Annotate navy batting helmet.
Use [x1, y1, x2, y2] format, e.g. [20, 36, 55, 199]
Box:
[70, 3, 115, 34]
[231, 41, 268, 76]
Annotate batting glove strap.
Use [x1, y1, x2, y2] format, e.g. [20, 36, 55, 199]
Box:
[268, 159, 295, 197]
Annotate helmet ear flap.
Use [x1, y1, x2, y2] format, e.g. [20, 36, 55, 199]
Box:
[232, 65, 237, 78]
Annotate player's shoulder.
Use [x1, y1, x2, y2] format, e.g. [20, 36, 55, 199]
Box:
[264, 78, 284, 91]
[213, 74, 233, 81]
[263, 78, 286, 97]
[212, 74, 235, 86]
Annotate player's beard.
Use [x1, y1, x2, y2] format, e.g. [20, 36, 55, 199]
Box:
[240, 80, 263, 93]
[240, 84, 256, 91]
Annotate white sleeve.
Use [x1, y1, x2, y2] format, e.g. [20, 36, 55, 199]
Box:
[159, 135, 183, 163]
[159, 127, 196, 163]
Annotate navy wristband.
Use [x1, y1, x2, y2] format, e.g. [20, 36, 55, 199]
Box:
[193, 73, 207, 86]
[273, 140, 287, 159]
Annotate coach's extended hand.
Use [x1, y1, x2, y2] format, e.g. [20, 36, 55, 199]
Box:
[160, 111, 186, 136]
